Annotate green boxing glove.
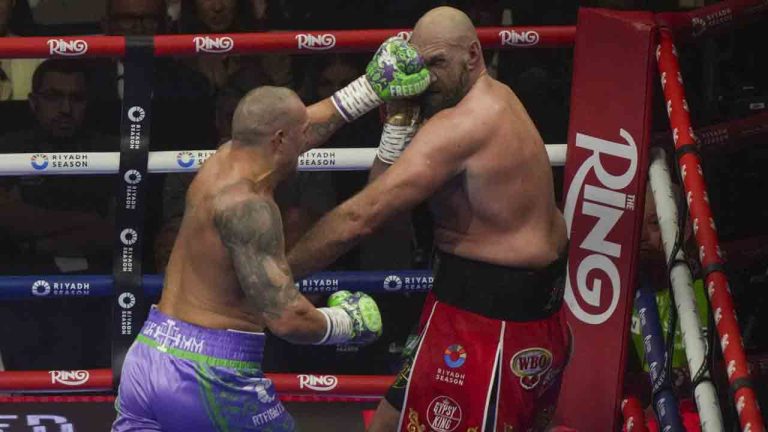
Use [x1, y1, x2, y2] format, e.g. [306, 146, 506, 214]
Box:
[331, 36, 430, 123]
[316, 291, 383, 346]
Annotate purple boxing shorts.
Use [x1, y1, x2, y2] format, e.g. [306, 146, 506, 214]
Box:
[113, 307, 295, 431]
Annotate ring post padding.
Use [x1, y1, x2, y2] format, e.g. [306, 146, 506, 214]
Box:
[111, 36, 155, 388]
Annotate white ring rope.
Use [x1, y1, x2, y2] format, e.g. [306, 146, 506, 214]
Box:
[0, 145, 567, 176]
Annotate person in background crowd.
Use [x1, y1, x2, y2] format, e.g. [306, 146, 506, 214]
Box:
[0, 59, 116, 373]
[0, 0, 43, 100]
[179, 0, 292, 92]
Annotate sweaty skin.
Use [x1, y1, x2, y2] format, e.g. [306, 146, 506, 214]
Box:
[157, 87, 334, 342]
[288, 7, 567, 278]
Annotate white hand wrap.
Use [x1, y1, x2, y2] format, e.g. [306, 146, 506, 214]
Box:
[377, 123, 418, 164]
[331, 76, 383, 123]
[315, 307, 353, 345]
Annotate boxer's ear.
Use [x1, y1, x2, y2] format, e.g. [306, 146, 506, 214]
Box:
[271, 129, 284, 152]
[467, 40, 482, 70]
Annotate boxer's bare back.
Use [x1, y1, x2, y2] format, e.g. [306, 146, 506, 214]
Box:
[158, 146, 275, 332]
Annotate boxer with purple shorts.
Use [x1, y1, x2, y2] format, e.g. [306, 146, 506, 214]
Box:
[113, 36, 430, 432]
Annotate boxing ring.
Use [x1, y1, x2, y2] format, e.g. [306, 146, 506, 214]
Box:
[0, 1, 766, 430]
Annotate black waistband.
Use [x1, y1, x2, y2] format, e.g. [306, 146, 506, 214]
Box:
[432, 249, 568, 321]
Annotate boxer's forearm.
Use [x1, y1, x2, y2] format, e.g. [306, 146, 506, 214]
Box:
[304, 99, 346, 152]
[265, 295, 329, 344]
[287, 206, 370, 279]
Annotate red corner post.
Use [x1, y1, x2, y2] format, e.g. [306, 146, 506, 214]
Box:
[554, 8, 656, 430]
[656, 28, 764, 432]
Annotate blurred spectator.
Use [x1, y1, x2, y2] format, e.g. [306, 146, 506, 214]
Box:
[179, 0, 292, 93]
[0, 60, 115, 371]
[0, 0, 43, 100]
[91, 0, 212, 104]
[103, 0, 166, 35]
[0, 59, 117, 273]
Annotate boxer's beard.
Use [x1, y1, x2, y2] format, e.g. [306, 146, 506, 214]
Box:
[420, 65, 470, 119]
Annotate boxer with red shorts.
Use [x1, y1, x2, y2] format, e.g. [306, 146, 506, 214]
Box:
[288, 6, 570, 431]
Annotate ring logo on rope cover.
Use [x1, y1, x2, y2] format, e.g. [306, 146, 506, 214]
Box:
[383, 275, 402, 291]
[498, 30, 540, 47]
[128, 106, 146, 123]
[118, 292, 136, 310]
[177, 151, 196, 168]
[49, 370, 90, 386]
[193, 36, 234, 53]
[563, 129, 638, 325]
[120, 228, 139, 246]
[31, 280, 51, 296]
[297, 374, 338, 391]
[124, 170, 142, 185]
[30, 153, 49, 170]
[295, 34, 336, 50]
[426, 396, 462, 432]
[47, 39, 88, 56]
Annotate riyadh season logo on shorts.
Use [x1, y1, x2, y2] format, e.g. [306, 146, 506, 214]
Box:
[177, 151, 195, 168]
[30, 153, 49, 170]
[443, 344, 467, 368]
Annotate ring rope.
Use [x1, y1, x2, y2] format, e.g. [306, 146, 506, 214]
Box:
[0, 369, 394, 396]
[0, 145, 567, 176]
[0, 270, 433, 300]
[0, 27, 576, 59]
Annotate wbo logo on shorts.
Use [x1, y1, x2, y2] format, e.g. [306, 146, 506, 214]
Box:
[510, 348, 553, 390]
[443, 344, 466, 368]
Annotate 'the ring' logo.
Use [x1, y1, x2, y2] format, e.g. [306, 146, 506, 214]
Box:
[30, 154, 49, 170]
[128, 106, 146, 123]
[47, 39, 88, 56]
[118, 292, 136, 309]
[177, 151, 195, 168]
[120, 228, 138, 246]
[563, 129, 638, 325]
[396, 31, 412, 42]
[49, 370, 90, 386]
[297, 375, 338, 391]
[383, 275, 403, 291]
[443, 344, 467, 368]
[193, 36, 234, 53]
[499, 30, 540, 47]
[32, 280, 51, 296]
[124, 170, 142, 185]
[295, 34, 336, 50]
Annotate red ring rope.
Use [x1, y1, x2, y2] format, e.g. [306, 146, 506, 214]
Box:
[0, 369, 393, 396]
[0, 26, 576, 59]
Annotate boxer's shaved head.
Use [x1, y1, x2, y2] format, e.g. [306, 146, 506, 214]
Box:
[411, 7, 485, 118]
[232, 86, 305, 146]
[412, 7, 479, 49]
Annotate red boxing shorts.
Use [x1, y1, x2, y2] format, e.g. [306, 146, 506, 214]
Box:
[386, 250, 571, 432]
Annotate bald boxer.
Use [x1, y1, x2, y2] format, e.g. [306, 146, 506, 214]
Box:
[112, 87, 384, 432]
[288, 7, 570, 432]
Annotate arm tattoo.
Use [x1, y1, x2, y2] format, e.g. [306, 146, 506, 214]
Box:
[307, 116, 345, 148]
[214, 197, 300, 319]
